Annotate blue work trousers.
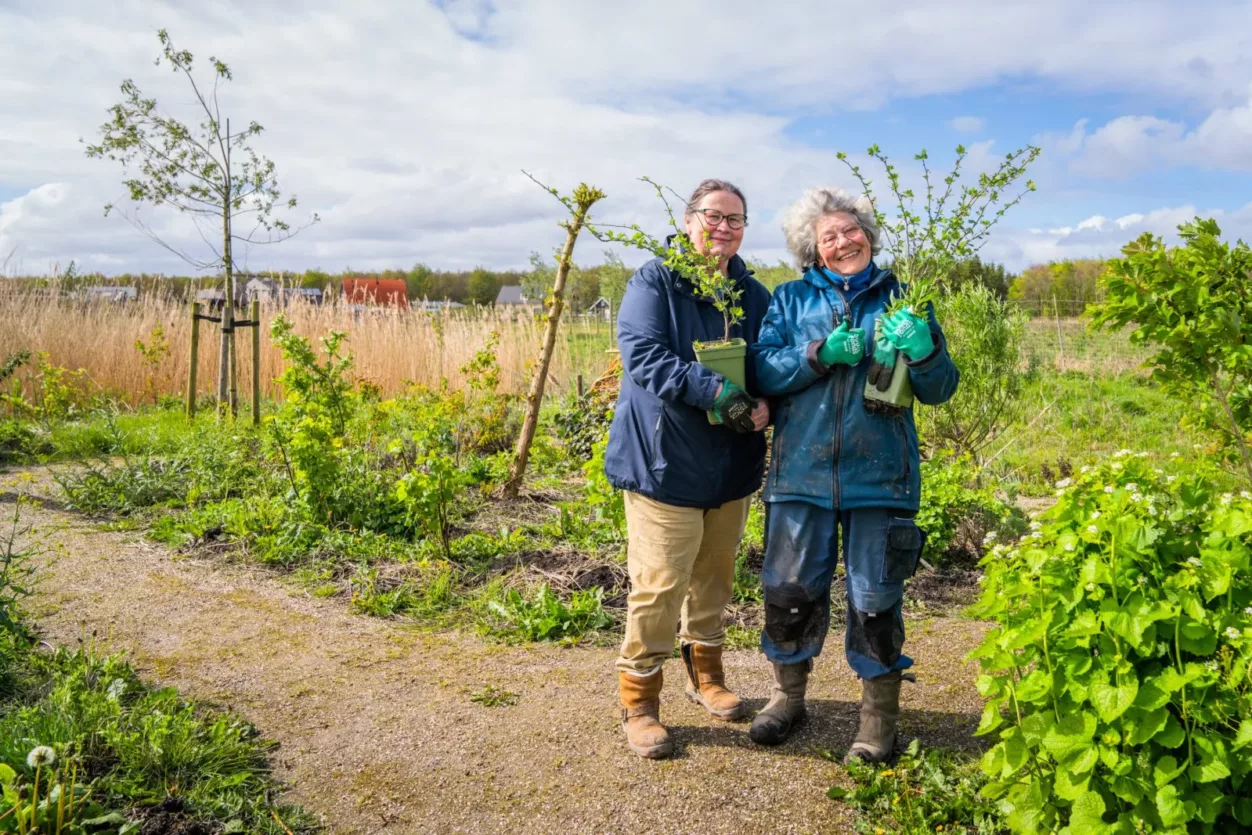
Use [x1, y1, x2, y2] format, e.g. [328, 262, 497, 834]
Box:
[760, 502, 925, 680]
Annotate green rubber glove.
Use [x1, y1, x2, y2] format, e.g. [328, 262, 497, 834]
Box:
[818, 320, 866, 367]
[883, 309, 935, 362]
[711, 381, 757, 433]
[865, 318, 898, 392]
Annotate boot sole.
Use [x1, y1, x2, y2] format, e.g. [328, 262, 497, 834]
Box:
[684, 688, 747, 721]
[628, 740, 673, 759]
[748, 712, 805, 746]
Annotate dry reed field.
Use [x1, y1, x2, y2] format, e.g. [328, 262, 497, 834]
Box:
[0, 286, 1149, 407]
[0, 286, 618, 405]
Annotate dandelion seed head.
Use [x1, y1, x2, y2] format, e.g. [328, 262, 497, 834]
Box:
[26, 747, 55, 768]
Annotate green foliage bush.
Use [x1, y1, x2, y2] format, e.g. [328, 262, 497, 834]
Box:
[968, 453, 1252, 833]
[916, 455, 1024, 567]
[482, 583, 613, 644]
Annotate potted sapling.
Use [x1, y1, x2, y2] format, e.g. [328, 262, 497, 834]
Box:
[594, 177, 751, 425]
[838, 143, 1040, 410]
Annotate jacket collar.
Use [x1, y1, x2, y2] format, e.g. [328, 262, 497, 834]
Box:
[803, 260, 894, 292]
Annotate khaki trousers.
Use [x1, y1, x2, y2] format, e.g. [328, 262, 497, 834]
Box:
[616, 492, 751, 676]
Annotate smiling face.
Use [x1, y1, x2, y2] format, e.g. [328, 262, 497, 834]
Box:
[684, 190, 746, 265]
[816, 211, 871, 275]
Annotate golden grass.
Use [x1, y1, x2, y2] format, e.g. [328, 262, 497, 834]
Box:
[0, 287, 618, 405]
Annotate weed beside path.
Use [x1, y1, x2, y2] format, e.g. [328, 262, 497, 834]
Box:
[7, 481, 994, 834]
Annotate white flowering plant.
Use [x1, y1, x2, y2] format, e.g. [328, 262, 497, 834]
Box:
[968, 454, 1252, 834]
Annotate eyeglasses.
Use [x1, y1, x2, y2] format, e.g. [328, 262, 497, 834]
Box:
[818, 225, 865, 248]
[691, 208, 748, 231]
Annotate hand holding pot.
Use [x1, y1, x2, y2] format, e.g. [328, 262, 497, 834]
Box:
[818, 320, 866, 367]
[865, 318, 898, 392]
[711, 381, 758, 433]
[882, 309, 934, 362]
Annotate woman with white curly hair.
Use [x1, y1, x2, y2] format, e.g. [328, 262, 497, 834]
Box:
[746, 187, 959, 762]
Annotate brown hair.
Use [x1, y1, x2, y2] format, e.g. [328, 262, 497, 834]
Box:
[685, 178, 747, 217]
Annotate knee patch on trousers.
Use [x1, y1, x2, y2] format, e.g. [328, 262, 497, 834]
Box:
[764, 583, 825, 646]
[848, 606, 904, 669]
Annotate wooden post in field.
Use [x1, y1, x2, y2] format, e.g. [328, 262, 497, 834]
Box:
[1053, 294, 1064, 367]
[577, 374, 584, 398]
[227, 303, 238, 417]
[251, 299, 261, 425]
[187, 301, 201, 418]
[503, 179, 605, 499]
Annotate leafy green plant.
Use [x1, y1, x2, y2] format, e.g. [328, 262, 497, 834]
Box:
[0, 490, 34, 643]
[922, 283, 1032, 460]
[1092, 218, 1252, 487]
[826, 740, 1004, 834]
[1, 747, 136, 835]
[581, 433, 624, 540]
[838, 144, 1039, 316]
[482, 583, 613, 644]
[916, 454, 1024, 567]
[967, 452, 1252, 833]
[133, 326, 171, 407]
[591, 177, 743, 342]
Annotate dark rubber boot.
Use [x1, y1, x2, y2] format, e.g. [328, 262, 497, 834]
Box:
[749, 660, 811, 746]
[845, 670, 914, 764]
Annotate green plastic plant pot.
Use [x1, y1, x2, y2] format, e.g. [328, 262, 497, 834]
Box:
[694, 338, 747, 425]
[863, 358, 914, 409]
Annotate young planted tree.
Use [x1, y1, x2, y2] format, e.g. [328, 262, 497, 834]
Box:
[1092, 218, 1252, 487]
[502, 177, 605, 499]
[85, 29, 315, 413]
[839, 144, 1039, 407]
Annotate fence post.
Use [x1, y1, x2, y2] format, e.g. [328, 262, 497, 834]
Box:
[1053, 294, 1064, 367]
[251, 299, 261, 426]
[187, 301, 200, 418]
[577, 374, 584, 398]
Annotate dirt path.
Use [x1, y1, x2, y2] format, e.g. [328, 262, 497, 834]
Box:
[6, 481, 990, 835]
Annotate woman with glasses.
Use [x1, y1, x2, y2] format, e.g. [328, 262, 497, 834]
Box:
[605, 178, 772, 759]
[746, 188, 959, 762]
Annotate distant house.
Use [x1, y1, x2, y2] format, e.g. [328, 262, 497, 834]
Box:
[585, 297, 612, 321]
[494, 285, 531, 306]
[243, 277, 280, 303]
[282, 287, 324, 305]
[83, 285, 138, 303]
[342, 277, 409, 309]
[194, 289, 228, 310]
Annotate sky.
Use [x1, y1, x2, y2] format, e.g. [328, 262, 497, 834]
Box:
[2, 0, 1252, 277]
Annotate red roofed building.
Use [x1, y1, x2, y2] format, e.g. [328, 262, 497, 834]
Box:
[341, 277, 409, 309]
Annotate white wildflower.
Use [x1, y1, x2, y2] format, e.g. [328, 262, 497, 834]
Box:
[1154, 468, 1164, 475]
[1030, 520, 1043, 531]
[1063, 542, 1076, 552]
[1111, 461, 1124, 471]
[26, 747, 55, 768]
[1114, 449, 1132, 458]
[1225, 627, 1241, 641]
[1080, 465, 1092, 474]
[1166, 475, 1177, 483]
[1031, 532, 1043, 540]
[1169, 452, 1181, 458]
[1085, 582, 1095, 591]
[1104, 485, 1115, 494]
[1055, 478, 1073, 489]
[1126, 483, 1138, 492]
[1186, 557, 1203, 568]
[1131, 493, 1144, 503]
[1246, 607, 1252, 617]
[1091, 511, 1101, 519]
[1242, 491, 1252, 500]
[984, 531, 998, 545]
[1206, 660, 1219, 672]
[1087, 525, 1099, 534]
[1136, 575, 1147, 585]
[1221, 494, 1233, 506]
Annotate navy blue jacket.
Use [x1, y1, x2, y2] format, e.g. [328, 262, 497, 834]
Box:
[751, 263, 959, 511]
[604, 253, 772, 508]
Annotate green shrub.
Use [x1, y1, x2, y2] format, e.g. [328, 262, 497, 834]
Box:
[916, 455, 1024, 567]
[482, 583, 613, 644]
[967, 452, 1252, 833]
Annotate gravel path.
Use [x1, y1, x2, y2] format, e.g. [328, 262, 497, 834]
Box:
[5, 479, 991, 835]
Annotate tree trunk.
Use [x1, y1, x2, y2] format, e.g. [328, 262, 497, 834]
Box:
[217, 120, 236, 412]
[503, 189, 602, 498]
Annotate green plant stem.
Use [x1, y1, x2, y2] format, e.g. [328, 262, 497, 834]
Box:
[1038, 587, 1061, 722]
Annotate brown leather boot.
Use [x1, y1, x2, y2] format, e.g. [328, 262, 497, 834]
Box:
[845, 670, 914, 763]
[681, 642, 747, 721]
[618, 670, 673, 759]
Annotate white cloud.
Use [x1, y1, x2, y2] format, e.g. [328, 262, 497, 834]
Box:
[1, 0, 1251, 275]
[948, 116, 985, 134]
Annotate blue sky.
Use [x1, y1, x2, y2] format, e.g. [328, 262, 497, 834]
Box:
[2, 0, 1252, 276]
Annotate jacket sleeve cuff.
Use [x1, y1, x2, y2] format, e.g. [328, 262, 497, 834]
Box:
[902, 339, 945, 370]
[806, 339, 831, 374]
[689, 366, 723, 411]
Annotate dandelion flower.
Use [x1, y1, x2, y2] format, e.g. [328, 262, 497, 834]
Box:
[26, 746, 55, 768]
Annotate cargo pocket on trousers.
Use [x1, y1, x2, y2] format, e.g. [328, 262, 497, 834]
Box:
[881, 518, 925, 584]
